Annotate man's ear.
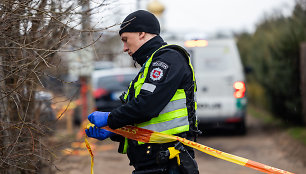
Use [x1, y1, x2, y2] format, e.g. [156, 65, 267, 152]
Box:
[139, 32, 146, 39]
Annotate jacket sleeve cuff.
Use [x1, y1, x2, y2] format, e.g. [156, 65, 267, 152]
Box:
[107, 113, 115, 129]
[107, 112, 122, 129]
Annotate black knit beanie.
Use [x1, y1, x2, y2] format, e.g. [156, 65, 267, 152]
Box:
[119, 10, 160, 36]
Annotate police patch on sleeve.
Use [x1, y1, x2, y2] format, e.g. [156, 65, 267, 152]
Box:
[150, 67, 163, 81]
[148, 60, 170, 82]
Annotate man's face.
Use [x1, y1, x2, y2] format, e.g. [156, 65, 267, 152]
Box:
[120, 32, 143, 56]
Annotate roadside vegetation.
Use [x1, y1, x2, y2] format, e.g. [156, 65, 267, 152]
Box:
[236, 0, 306, 145]
[248, 104, 306, 146]
[0, 0, 114, 173]
[236, 0, 306, 125]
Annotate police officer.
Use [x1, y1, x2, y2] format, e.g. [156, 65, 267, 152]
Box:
[86, 10, 199, 174]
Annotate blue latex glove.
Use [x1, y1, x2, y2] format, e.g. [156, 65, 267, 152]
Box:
[85, 126, 114, 140]
[87, 111, 110, 128]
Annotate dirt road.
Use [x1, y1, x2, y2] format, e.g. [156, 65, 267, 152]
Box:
[196, 115, 306, 174]
[54, 115, 306, 174]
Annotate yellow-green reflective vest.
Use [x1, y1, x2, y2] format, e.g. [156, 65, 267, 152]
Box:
[122, 44, 197, 153]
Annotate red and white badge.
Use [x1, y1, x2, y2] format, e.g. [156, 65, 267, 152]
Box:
[150, 67, 163, 81]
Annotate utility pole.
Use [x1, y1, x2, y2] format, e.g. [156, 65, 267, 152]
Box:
[79, 0, 94, 122]
[136, 0, 141, 9]
[301, 42, 306, 125]
[81, 0, 90, 45]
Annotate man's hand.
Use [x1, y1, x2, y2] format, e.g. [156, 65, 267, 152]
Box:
[87, 111, 110, 128]
[85, 126, 114, 140]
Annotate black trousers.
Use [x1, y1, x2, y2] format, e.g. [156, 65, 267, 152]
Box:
[132, 159, 181, 174]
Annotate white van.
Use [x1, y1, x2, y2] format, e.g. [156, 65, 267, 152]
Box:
[169, 38, 247, 133]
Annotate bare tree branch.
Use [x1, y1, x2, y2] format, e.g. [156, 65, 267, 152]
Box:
[0, 0, 117, 172]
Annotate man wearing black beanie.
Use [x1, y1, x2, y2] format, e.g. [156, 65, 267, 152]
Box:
[86, 10, 200, 174]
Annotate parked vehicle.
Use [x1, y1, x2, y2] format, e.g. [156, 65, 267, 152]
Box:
[34, 91, 56, 134]
[92, 67, 139, 111]
[169, 38, 247, 134]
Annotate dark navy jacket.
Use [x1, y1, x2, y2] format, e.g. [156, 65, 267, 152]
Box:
[107, 35, 196, 168]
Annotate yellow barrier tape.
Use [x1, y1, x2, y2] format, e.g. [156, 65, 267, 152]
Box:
[85, 124, 295, 174]
[85, 135, 94, 174]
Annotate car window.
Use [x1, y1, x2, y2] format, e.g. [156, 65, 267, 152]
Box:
[96, 74, 135, 90]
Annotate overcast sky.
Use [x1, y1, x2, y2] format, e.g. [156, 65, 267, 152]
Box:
[110, 0, 295, 35]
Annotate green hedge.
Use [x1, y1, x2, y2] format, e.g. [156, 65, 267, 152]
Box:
[236, 2, 306, 124]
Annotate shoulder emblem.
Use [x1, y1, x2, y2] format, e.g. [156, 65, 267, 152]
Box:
[150, 67, 163, 81]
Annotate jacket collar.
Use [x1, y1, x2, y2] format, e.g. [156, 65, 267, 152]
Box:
[132, 35, 166, 66]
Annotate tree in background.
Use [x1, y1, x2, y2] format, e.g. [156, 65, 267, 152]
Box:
[0, 0, 114, 173]
[236, 0, 306, 124]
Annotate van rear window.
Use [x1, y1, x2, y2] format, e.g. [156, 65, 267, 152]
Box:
[191, 46, 232, 72]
